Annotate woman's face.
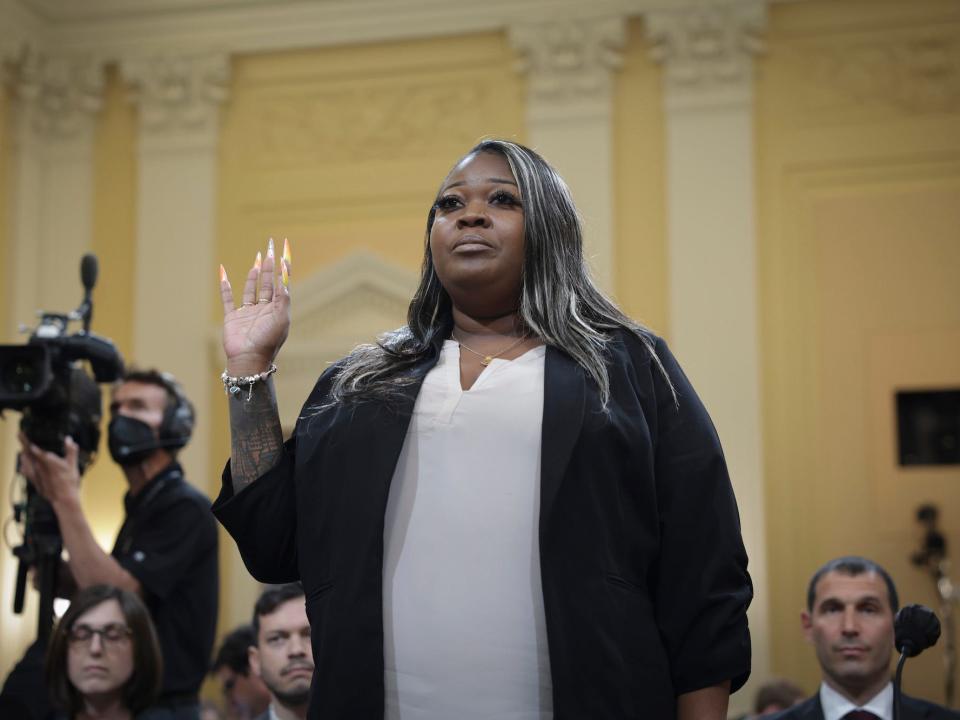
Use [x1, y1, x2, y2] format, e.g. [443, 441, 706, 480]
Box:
[66, 598, 134, 702]
[429, 151, 526, 315]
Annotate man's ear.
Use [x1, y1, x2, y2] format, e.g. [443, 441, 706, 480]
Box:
[801, 609, 814, 644]
[248, 645, 262, 678]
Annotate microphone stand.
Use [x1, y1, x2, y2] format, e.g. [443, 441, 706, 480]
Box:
[893, 649, 908, 720]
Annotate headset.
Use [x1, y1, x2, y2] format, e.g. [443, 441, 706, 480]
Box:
[154, 372, 195, 451]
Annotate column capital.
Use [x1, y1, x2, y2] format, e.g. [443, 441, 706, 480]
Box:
[13, 49, 104, 140]
[645, 0, 766, 100]
[122, 52, 230, 146]
[509, 16, 626, 107]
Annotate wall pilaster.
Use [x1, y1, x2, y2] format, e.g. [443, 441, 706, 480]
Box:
[9, 50, 103, 322]
[121, 52, 229, 497]
[645, 0, 771, 703]
[510, 16, 625, 293]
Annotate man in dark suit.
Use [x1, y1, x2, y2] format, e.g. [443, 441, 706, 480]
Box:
[770, 556, 960, 720]
[249, 584, 313, 720]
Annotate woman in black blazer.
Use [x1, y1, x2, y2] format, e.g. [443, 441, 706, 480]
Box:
[214, 139, 752, 719]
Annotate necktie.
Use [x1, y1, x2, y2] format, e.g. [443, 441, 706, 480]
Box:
[843, 711, 881, 719]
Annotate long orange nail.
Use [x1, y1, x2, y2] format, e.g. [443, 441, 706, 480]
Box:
[267, 237, 275, 260]
[219, 264, 228, 283]
[283, 238, 292, 266]
[281, 259, 289, 287]
[255, 251, 262, 270]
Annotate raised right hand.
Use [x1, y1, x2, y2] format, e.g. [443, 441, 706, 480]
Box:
[220, 238, 292, 376]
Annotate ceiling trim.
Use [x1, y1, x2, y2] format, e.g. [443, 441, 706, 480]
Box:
[7, 0, 651, 60]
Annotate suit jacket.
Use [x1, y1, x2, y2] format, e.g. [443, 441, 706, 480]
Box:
[768, 692, 960, 720]
[213, 331, 753, 719]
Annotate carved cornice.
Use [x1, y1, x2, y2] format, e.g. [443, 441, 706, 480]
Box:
[645, 0, 766, 92]
[236, 79, 502, 168]
[13, 49, 105, 139]
[509, 16, 626, 104]
[122, 52, 229, 138]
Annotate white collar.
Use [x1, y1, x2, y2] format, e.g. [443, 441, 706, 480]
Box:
[819, 681, 893, 720]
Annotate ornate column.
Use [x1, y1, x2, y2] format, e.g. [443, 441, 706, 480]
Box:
[122, 52, 228, 492]
[509, 17, 625, 293]
[8, 50, 103, 324]
[645, 0, 771, 704]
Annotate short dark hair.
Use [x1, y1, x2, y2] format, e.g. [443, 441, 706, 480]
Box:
[252, 583, 305, 638]
[806, 556, 899, 612]
[46, 585, 163, 717]
[120, 368, 185, 409]
[211, 624, 257, 675]
[754, 678, 805, 713]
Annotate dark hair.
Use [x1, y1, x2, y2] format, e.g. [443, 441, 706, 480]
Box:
[211, 624, 257, 675]
[252, 583, 305, 638]
[325, 139, 672, 410]
[754, 678, 805, 713]
[46, 585, 163, 717]
[806, 556, 900, 612]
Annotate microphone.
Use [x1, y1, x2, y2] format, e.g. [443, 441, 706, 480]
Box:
[895, 604, 941, 656]
[80, 253, 98, 292]
[78, 254, 98, 333]
[892, 604, 941, 720]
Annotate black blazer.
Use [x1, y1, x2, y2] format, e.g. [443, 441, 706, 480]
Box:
[214, 331, 753, 719]
[768, 692, 960, 720]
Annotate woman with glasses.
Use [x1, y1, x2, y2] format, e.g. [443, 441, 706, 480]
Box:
[45, 585, 162, 720]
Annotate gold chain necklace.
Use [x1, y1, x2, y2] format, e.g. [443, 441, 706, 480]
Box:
[453, 332, 529, 366]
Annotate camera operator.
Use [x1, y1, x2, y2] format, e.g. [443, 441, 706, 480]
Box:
[18, 368, 219, 720]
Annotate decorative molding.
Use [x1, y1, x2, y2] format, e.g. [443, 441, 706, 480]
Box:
[13, 49, 105, 139]
[510, 17, 626, 104]
[645, 0, 766, 91]
[786, 30, 960, 121]
[242, 79, 494, 167]
[122, 52, 229, 138]
[24, 1, 637, 58]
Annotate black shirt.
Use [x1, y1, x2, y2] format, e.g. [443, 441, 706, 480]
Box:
[112, 462, 218, 701]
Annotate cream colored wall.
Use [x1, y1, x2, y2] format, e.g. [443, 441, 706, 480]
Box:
[758, 0, 960, 704]
[614, 18, 668, 338]
[79, 66, 138, 557]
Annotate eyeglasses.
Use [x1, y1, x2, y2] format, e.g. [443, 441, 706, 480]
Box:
[68, 623, 132, 647]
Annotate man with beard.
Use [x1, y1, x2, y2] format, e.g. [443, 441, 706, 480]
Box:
[250, 584, 314, 720]
[770, 556, 959, 720]
[18, 368, 218, 719]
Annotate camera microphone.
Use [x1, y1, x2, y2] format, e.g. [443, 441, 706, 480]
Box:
[81, 253, 98, 292]
[78, 254, 98, 333]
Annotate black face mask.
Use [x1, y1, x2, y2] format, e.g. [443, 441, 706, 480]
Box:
[108, 416, 160, 466]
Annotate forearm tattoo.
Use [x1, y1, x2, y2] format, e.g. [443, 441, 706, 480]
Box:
[228, 379, 284, 492]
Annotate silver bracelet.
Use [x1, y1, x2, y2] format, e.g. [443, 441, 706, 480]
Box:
[221, 363, 277, 401]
